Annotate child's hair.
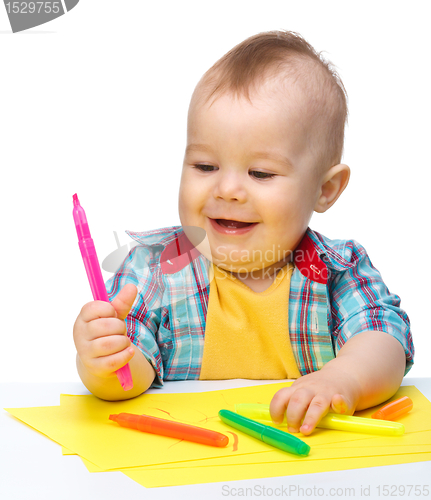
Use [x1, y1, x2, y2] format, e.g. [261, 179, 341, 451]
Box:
[190, 30, 348, 170]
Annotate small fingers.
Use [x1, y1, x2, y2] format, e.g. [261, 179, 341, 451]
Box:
[80, 300, 117, 322]
[87, 317, 127, 340]
[90, 334, 132, 358]
[271, 387, 316, 432]
[270, 386, 316, 431]
[300, 394, 354, 435]
[270, 386, 334, 435]
[111, 284, 138, 321]
[331, 393, 354, 415]
[299, 394, 331, 435]
[285, 389, 316, 433]
[87, 345, 135, 378]
[270, 387, 294, 424]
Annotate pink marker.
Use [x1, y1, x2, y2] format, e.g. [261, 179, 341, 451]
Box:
[72, 193, 133, 391]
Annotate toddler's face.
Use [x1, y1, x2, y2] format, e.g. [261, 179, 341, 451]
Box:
[178, 85, 325, 277]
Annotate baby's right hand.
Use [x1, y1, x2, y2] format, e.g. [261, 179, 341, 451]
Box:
[73, 284, 138, 379]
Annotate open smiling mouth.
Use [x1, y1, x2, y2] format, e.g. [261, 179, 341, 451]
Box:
[215, 219, 255, 229]
[210, 218, 259, 234]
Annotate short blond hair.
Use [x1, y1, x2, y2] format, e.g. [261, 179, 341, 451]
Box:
[190, 30, 348, 170]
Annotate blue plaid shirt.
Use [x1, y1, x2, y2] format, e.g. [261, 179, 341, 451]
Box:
[105, 226, 414, 388]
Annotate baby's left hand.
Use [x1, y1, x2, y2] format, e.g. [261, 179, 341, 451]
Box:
[269, 367, 361, 435]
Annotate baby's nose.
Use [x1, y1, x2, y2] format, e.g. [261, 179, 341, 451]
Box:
[214, 172, 247, 202]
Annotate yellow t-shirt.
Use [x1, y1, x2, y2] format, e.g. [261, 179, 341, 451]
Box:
[199, 262, 301, 380]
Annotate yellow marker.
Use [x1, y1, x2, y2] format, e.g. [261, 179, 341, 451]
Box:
[235, 404, 405, 437]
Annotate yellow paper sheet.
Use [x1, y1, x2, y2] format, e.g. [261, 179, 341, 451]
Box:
[122, 452, 431, 488]
[5, 384, 431, 488]
[63, 431, 431, 475]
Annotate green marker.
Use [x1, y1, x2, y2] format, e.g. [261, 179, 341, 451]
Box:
[218, 409, 310, 457]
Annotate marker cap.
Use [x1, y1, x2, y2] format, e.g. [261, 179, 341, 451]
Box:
[371, 396, 413, 421]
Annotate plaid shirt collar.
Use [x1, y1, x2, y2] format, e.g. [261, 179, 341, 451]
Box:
[126, 226, 355, 284]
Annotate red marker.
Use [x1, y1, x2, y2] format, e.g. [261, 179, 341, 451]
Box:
[109, 413, 229, 447]
[371, 396, 413, 421]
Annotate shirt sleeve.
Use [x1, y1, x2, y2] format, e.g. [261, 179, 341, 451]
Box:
[329, 241, 414, 375]
[105, 245, 165, 388]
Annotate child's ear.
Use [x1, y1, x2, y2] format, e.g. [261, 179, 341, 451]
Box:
[314, 164, 350, 213]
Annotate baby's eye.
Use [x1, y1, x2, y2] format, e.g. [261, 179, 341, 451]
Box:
[250, 171, 276, 180]
[193, 164, 217, 172]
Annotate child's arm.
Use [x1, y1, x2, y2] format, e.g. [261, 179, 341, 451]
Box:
[270, 330, 406, 435]
[74, 284, 156, 401]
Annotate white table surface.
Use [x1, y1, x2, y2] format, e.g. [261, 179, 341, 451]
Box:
[1, 378, 430, 500]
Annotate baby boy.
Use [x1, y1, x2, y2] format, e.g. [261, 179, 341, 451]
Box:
[73, 30, 414, 435]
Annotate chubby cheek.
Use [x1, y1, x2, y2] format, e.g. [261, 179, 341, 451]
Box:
[178, 176, 205, 226]
[265, 190, 301, 224]
[265, 188, 313, 239]
[178, 190, 193, 226]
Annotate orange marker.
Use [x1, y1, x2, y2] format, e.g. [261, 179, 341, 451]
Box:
[109, 413, 229, 447]
[371, 396, 413, 421]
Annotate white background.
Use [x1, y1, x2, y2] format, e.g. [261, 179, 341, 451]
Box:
[0, 0, 429, 383]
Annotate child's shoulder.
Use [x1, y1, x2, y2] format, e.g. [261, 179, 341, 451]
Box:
[126, 225, 182, 249]
[124, 225, 205, 275]
[298, 229, 382, 293]
[106, 226, 183, 276]
[306, 228, 370, 272]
